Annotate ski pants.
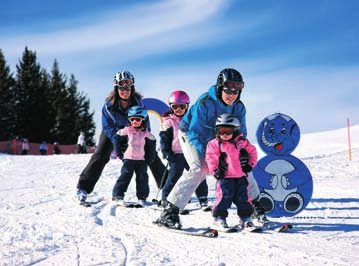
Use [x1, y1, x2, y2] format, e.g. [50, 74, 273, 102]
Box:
[212, 177, 253, 219]
[77, 131, 165, 194]
[112, 159, 149, 200]
[162, 153, 208, 202]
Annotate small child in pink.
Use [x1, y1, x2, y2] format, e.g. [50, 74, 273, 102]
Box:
[206, 113, 257, 230]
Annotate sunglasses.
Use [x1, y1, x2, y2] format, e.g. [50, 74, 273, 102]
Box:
[129, 117, 143, 122]
[119, 80, 132, 87]
[224, 81, 244, 90]
[218, 128, 234, 136]
[170, 103, 188, 111]
[223, 89, 240, 95]
[118, 86, 131, 91]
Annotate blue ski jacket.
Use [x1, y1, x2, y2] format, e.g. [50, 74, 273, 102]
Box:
[179, 85, 247, 154]
[102, 96, 145, 142]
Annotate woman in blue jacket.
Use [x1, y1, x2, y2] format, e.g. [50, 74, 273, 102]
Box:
[76, 70, 165, 203]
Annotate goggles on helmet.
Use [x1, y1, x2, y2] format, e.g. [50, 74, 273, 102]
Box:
[118, 80, 132, 87]
[224, 81, 244, 90]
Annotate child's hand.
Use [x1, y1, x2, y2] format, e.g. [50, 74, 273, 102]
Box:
[240, 148, 249, 167]
[242, 164, 253, 173]
[213, 169, 225, 180]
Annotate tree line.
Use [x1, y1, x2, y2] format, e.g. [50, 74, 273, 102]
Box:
[0, 47, 96, 146]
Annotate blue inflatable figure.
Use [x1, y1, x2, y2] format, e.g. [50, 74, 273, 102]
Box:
[252, 113, 313, 217]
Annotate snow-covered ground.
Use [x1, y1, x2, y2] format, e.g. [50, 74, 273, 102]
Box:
[1, 126, 359, 266]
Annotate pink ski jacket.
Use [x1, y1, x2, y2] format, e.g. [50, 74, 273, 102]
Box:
[118, 126, 156, 160]
[160, 114, 183, 154]
[206, 135, 257, 178]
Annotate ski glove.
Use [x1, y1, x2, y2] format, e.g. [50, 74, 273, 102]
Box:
[165, 152, 175, 163]
[218, 152, 228, 173]
[112, 134, 128, 160]
[240, 148, 249, 167]
[242, 164, 253, 173]
[213, 169, 225, 180]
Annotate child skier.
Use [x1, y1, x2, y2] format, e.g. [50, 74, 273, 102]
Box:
[206, 113, 258, 231]
[159, 91, 210, 212]
[112, 106, 156, 207]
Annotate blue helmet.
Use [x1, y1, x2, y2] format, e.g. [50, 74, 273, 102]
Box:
[128, 106, 148, 120]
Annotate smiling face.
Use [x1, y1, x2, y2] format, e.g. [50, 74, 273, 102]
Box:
[221, 88, 240, 105]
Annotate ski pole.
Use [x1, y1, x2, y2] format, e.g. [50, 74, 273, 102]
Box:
[152, 162, 169, 204]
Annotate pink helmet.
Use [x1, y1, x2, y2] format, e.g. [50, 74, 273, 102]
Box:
[168, 90, 190, 105]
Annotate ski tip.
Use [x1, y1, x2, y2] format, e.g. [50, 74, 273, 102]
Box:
[209, 229, 219, 237]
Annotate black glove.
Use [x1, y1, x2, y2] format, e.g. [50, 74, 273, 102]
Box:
[213, 169, 225, 180]
[242, 164, 253, 173]
[165, 152, 175, 163]
[112, 134, 128, 160]
[240, 148, 249, 167]
[218, 152, 228, 172]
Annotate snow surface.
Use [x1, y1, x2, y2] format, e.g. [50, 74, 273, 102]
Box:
[1, 126, 359, 266]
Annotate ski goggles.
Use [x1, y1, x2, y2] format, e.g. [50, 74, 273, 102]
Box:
[118, 80, 133, 87]
[118, 86, 131, 91]
[222, 89, 240, 95]
[170, 103, 188, 111]
[224, 81, 244, 90]
[218, 127, 235, 136]
[129, 117, 143, 123]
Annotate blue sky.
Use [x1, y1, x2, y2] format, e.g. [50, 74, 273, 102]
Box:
[1, 0, 358, 143]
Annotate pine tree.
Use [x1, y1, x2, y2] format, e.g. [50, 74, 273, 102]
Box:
[0, 49, 16, 140]
[14, 47, 49, 142]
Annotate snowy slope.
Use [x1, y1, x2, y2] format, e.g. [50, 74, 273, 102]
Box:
[0, 126, 359, 266]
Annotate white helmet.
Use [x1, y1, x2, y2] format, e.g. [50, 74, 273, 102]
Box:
[113, 70, 135, 87]
[216, 113, 240, 129]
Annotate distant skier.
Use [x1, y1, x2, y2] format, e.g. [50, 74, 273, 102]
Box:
[39, 141, 47, 155]
[77, 132, 87, 154]
[21, 138, 29, 155]
[53, 142, 61, 155]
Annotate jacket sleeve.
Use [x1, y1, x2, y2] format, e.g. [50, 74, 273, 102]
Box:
[205, 140, 221, 174]
[245, 140, 258, 168]
[180, 100, 209, 154]
[159, 124, 174, 159]
[113, 130, 129, 160]
[145, 134, 157, 165]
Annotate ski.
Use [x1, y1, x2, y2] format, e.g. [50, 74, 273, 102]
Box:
[244, 226, 263, 233]
[153, 221, 218, 238]
[273, 223, 293, 232]
[79, 201, 92, 207]
[262, 221, 293, 233]
[116, 202, 144, 208]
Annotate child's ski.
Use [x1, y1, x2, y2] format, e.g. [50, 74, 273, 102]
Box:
[153, 221, 218, 238]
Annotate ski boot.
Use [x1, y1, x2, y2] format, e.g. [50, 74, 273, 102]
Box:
[76, 189, 88, 202]
[241, 217, 263, 232]
[212, 217, 229, 231]
[251, 199, 269, 224]
[155, 202, 182, 229]
[199, 198, 211, 212]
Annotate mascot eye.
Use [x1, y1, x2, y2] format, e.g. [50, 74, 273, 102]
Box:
[281, 128, 287, 134]
[269, 128, 274, 133]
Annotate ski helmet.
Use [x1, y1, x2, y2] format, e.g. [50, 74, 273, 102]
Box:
[168, 90, 190, 104]
[128, 106, 148, 120]
[114, 70, 135, 86]
[216, 113, 240, 130]
[216, 68, 244, 98]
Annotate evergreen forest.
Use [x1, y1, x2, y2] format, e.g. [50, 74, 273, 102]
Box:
[0, 47, 96, 145]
